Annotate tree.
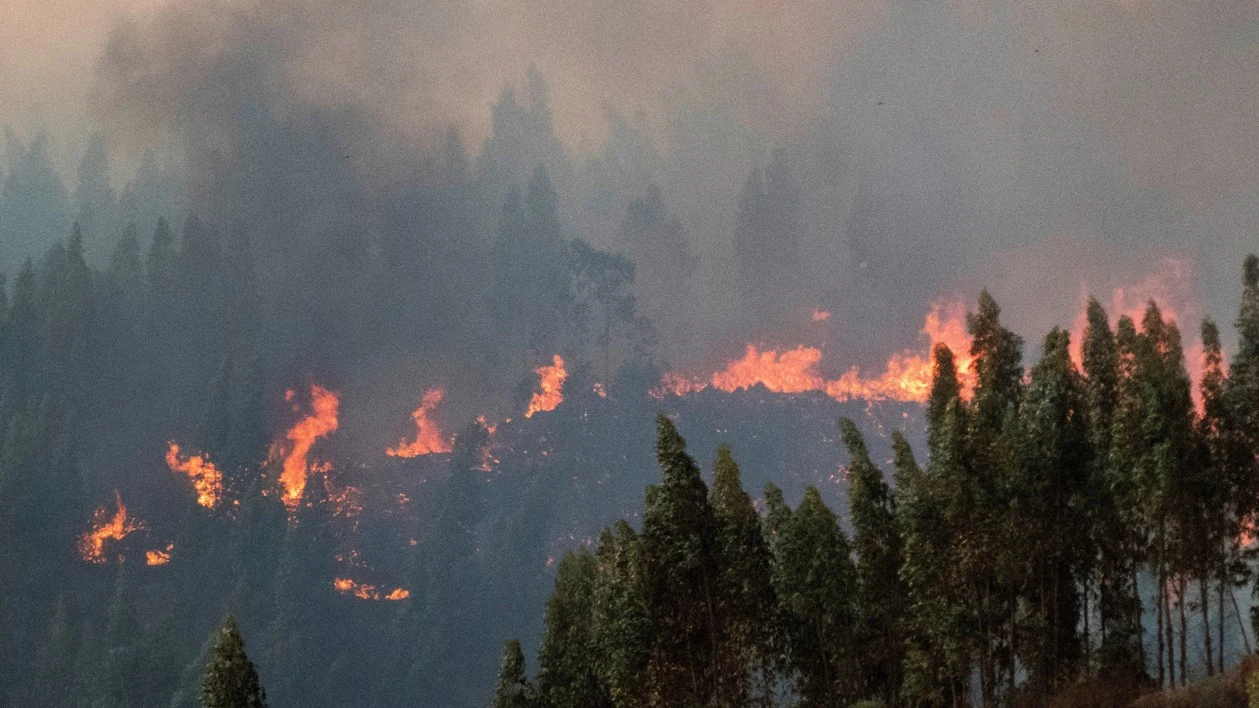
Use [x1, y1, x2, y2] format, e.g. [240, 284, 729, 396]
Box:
[537, 550, 609, 708]
[1011, 328, 1088, 695]
[201, 616, 267, 708]
[711, 445, 778, 707]
[771, 486, 859, 707]
[493, 640, 534, 708]
[639, 414, 724, 707]
[733, 150, 806, 336]
[840, 418, 906, 706]
[591, 521, 650, 708]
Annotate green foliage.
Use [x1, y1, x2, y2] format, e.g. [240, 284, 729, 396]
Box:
[493, 640, 534, 708]
[537, 551, 609, 708]
[201, 616, 266, 708]
[640, 414, 725, 706]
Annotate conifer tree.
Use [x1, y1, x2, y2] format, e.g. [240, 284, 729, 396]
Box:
[201, 616, 267, 708]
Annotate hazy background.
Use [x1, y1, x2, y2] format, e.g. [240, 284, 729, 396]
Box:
[3, 0, 1258, 377]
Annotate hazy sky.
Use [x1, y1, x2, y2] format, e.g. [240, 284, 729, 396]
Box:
[6, 0, 1259, 359]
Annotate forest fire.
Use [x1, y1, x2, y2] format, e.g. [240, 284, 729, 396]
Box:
[525, 355, 567, 417]
[146, 544, 173, 566]
[655, 300, 974, 403]
[387, 388, 453, 457]
[332, 577, 410, 601]
[165, 442, 223, 509]
[1069, 258, 1197, 362]
[270, 385, 341, 511]
[78, 491, 144, 565]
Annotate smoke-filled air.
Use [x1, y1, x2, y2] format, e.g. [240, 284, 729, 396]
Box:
[3, 1, 1259, 706]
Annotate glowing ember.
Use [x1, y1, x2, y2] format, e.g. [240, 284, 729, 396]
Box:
[270, 384, 340, 511]
[525, 355, 567, 417]
[592, 382, 607, 398]
[653, 300, 973, 403]
[146, 543, 173, 566]
[811, 308, 831, 322]
[78, 491, 144, 564]
[333, 577, 410, 601]
[165, 441, 223, 509]
[387, 388, 453, 457]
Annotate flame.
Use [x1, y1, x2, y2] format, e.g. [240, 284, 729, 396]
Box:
[270, 384, 340, 511]
[387, 388, 453, 457]
[525, 355, 567, 417]
[654, 300, 973, 403]
[592, 382, 607, 398]
[78, 491, 144, 564]
[165, 442, 223, 509]
[146, 543, 173, 566]
[811, 308, 831, 322]
[333, 577, 410, 601]
[1067, 257, 1205, 408]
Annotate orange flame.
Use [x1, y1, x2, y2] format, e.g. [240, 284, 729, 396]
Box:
[811, 308, 831, 322]
[146, 543, 173, 566]
[333, 577, 410, 601]
[270, 384, 340, 511]
[1069, 257, 1197, 365]
[654, 300, 973, 403]
[387, 388, 453, 457]
[1067, 257, 1205, 408]
[78, 491, 144, 564]
[165, 441, 223, 509]
[525, 355, 567, 417]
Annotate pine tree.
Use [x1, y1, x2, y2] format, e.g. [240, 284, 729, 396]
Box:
[840, 418, 906, 705]
[493, 640, 534, 708]
[201, 616, 267, 708]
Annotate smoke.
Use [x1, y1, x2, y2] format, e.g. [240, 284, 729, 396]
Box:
[5, 0, 1257, 381]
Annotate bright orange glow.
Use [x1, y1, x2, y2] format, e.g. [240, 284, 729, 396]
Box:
[387, 388, 453, 457]
[78, 491, 144, 564]
[165, 441, 223, 509]
[653, 300, 973, 403]
[828, 299, 976, 402]
[146, 543, 173, 566]
[270, 384, 340, 511]
[811, 308, 831, 322]
[525, 355, 567, 417]
[1067, 257, 1205, 408]
[333, 577, 410, 601]
[592, 382, 607, 398]
[712, 345, 826, 393]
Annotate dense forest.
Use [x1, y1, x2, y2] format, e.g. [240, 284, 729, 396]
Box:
[496, 264, 1259, 708]
[0, 76, 927, 708]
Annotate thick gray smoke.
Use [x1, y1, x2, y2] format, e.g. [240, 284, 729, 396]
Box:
[5, 0, 1259, 383]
